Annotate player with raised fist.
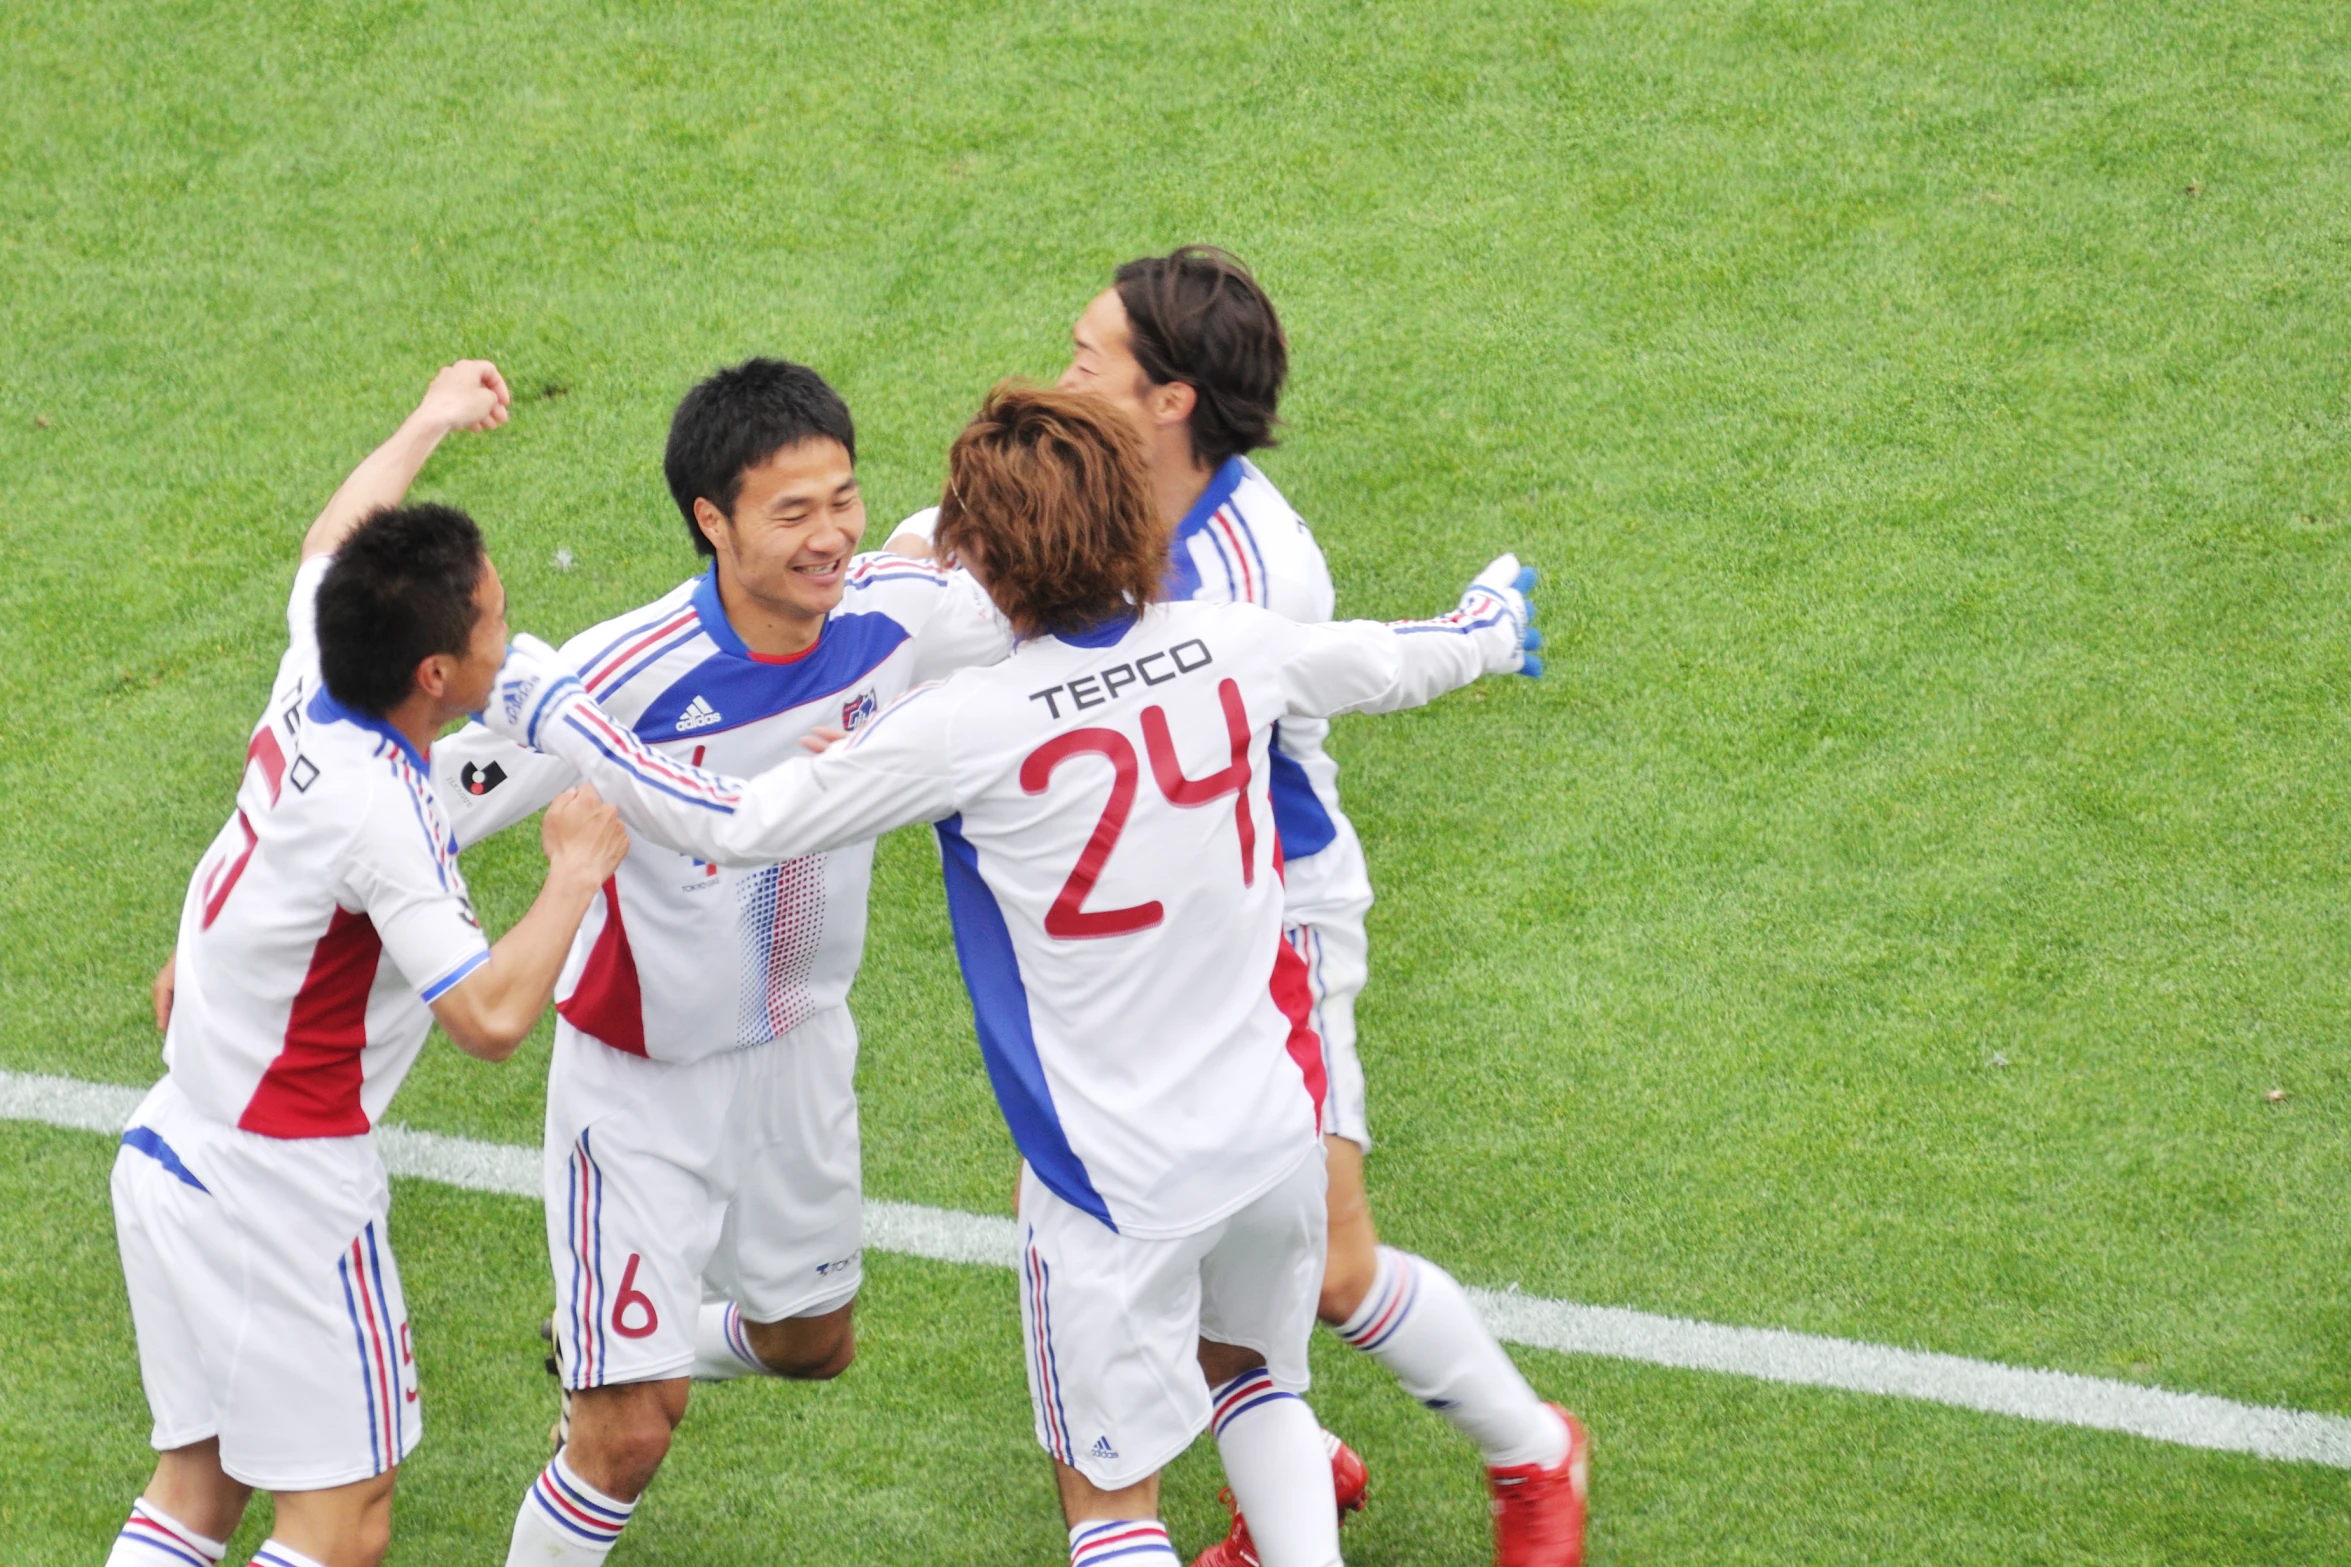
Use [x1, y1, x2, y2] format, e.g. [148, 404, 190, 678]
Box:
[108, 362, 628, 1567]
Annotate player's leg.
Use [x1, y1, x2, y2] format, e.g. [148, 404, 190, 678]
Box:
[1195, 1154, 1342, 1567]
[506, 1030, 730, 1565]
[104, 1441, 246, 1567]
[253, 1470, 398, 1567]
[111, 1097, 419, 1567]
[108, 1140, 249, 1567]
[1018, 1164, 1202, 1567]
[1304, 918, 1588, 1565]
[691, 1007, 863, 1384]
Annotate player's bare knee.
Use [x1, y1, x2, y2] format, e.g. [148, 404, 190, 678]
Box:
[1318, 1229, 1380, 1323]
[1197, 1337, 1269, 1386]
[351, 1505, 395, 1567]
[745, 1308, 856, 1379]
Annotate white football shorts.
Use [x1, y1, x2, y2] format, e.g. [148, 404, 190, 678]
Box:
[111, 1077, 420, 1491]
[544, 1007, 863, 1389]
[1286, 918, 1369, 1149]
[1018, 1147, 1327, 1489]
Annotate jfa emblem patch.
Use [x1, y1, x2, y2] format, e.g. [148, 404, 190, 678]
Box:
[841, 689, 878, 731]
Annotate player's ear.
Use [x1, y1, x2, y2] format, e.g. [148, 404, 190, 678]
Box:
[1152, 379, 1198, 430]
[692, 496, 732, 553]
[412, 652, 452, 705]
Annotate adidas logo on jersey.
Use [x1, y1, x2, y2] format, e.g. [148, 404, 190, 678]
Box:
[675, 695, 721, 732]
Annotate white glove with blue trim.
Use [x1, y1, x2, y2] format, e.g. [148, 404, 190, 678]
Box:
[479, 633, 591, 750]
[1463, 553, 1543, 677]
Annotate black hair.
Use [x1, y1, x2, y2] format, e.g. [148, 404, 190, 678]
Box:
[663, 357, 857, 556]
[1112, 246, 1288, 469]
[315, 503, 488, 718]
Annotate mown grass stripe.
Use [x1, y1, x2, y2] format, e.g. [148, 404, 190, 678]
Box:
[11, 1066, 2346, 1468]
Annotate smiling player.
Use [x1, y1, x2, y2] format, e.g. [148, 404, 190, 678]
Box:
[476, 382, 1539, 1567]
[427, 358, 1009, 1567]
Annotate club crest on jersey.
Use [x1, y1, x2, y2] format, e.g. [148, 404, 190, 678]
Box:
[675, 694, 722, 732]
[841, 689, 878, 731]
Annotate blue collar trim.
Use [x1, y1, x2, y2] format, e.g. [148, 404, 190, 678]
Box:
[1174, 455, 1248, 541]
[1052, 611, 1139, 650]
[308, 685, 427, 770]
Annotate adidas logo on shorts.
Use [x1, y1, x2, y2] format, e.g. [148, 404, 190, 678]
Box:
[1091, 1434, 1119, 1461]
[675, 695, 721, 732]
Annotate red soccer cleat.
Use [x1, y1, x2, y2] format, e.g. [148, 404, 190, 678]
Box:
[1189, 1430, 1369, 1567]
[1487, 1406, 1589, 1567]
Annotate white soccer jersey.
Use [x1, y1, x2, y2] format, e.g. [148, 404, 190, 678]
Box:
[904, 460, 1370, 924]
[432, 554, 1008, 1063]
[1167, 457, 1372, 927]
[163, 557, 491, 1138]
[514, 591, 1520, 1237]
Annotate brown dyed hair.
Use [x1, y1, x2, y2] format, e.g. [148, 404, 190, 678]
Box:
[935, 384, 1171, 638]
[1113, 245, 1288, 469]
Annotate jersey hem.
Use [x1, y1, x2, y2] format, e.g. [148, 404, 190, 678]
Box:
[1098, 1137, 1323, 1244]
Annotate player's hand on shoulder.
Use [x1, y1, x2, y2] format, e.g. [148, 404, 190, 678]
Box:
[481, 632, 586, 748]
[416, 359, 513, 436]
[541, 785, 629, 887]
[1466, 552, 1543, 678]
[800, 725, 849, 755]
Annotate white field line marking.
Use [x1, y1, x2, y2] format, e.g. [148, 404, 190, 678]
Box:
[10, 1069, 2350, 1469]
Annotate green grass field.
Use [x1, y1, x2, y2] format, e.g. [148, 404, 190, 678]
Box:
[6, 0, 2351, 1561]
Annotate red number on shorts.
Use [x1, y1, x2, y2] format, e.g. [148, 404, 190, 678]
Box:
[1140, 678, 1255, 887]
[1020, 729, 1164, 939]
[612, 1253, 660, 1339]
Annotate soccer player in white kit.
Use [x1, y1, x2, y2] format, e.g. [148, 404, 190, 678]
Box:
[477, 384, 1541, 1567]
[423, 360, 1009, 1567]
[106, 361, 630, 1567]
[1048, 249, 1590, 1567]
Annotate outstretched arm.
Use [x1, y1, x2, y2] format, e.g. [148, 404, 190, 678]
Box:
[1277, 554, 1543, 718]
[300, 360, 513, 561]
[478, 641, 959, 867]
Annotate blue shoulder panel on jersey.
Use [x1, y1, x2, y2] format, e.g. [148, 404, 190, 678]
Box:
[121, 1126, 210, 1193]
[935, 814, 1116, 1230]
[630, 571, 913, 739]
[1163, 455, 1249, 602]
[1266, 725, 1339, 860]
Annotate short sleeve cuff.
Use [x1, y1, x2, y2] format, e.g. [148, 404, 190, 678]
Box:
[418, 945, 491, 1004]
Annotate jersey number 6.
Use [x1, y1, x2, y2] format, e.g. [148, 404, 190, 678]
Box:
[1020, 678, 1255, 941]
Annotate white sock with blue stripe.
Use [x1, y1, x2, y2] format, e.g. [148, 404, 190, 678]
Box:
[1067, 1517, 1179, 1566]
[250, 1544, 329, 1567]
[1207, 1368, 1341, 1567]
[1334, 1246, 1567, 1469]
[691, 1300, 769, 1380]
[506, 1449, 635, 1564]
[105, 1500, 225, 1567]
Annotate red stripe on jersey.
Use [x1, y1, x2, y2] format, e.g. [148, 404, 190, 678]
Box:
[199, 810, 260, 930]
[584, 608, 697, 693]
[558, 877, 647, 1055]
[1268, 934, 1327, 1135]
[240, 906, 382, 1138]
[247, 725, 288, 804]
